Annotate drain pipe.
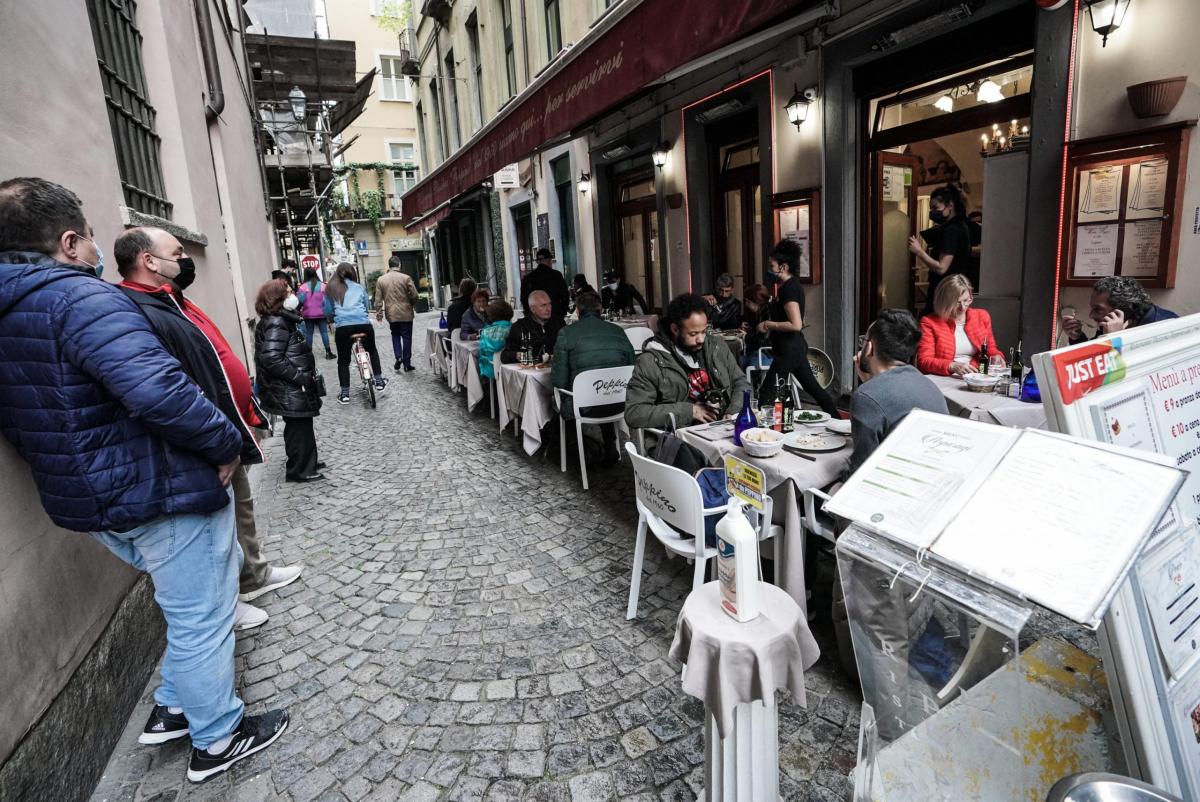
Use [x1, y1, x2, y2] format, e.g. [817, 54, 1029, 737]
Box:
[194, 0, 225, 120]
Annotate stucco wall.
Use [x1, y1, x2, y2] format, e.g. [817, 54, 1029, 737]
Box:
[1059, 1, 1200, 344]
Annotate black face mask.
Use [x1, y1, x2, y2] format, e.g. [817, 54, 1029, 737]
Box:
[929, 208, 947, 225]
[172, 257, 197, 290]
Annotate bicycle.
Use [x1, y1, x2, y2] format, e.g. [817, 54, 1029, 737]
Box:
[350, 333, 377, 409]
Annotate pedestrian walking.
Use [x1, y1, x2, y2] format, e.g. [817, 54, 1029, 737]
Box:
[0, 177, 287, 783]
[374, 255, 419, 372]
[297, 267, 335, 359]
[114, 226, 305, 632]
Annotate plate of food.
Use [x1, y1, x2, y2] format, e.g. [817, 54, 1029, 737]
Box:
[963, 373, 1001, 393]
[785, 430, 846, 453]
[793, 410, 831, 425]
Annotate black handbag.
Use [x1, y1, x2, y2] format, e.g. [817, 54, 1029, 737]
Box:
[312, 373, 327, 397]
[649, 414, 708, 476]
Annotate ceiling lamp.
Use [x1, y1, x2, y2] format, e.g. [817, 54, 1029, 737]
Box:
[934, 94, 954, 113]
[1084, 0, 1132, 47]
[652, 141, 670, 169]
[976, 79, 1005, 104]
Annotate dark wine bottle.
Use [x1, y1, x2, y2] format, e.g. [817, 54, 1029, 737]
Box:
[781, 382, 795, 432]
[1010, 340, 1023, 382]
[979, 339, 990, 375]
[772, 377, 785, 433]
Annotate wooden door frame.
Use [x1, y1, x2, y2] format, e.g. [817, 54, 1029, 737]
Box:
[714, 162, 761, 289]
[863, 150, 920, 325]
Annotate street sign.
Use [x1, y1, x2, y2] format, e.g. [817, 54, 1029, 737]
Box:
[494, 164, 520, 188]
[356, 239, 368, 253]
[300, 254, 320, 274]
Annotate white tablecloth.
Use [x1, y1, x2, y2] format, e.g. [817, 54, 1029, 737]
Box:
[612, 314, 658, 332]
[929, 375, 1047, 429]
[679, 424, 850, 615]
[425, 328, 449, 376]
[497, 364, 556, 455]
[451, 337, 484, 410]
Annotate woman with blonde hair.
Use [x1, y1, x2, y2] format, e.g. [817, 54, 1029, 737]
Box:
[915, 274, 1001, 376]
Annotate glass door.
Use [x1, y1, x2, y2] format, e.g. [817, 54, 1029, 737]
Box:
[868, 152, 920, 320]
[614, 170, 657, 310]
[713, 140, 761, 297]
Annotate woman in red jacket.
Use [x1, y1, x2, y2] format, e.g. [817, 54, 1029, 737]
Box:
[916, 273, 1001, 376]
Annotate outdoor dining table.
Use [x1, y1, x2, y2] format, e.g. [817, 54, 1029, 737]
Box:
[450, 336, 485, 411]
[497, 362, 556, 455]
[678, 423, 851, 616]
[611, 313, 658, 332]
[929, 374, 1047, 429]
[425, 327, 449, 377]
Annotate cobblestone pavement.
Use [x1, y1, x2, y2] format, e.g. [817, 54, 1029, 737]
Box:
[91, 312, 861, 802]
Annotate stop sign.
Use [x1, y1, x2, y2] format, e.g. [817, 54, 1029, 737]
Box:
[300, 254, 320, 275]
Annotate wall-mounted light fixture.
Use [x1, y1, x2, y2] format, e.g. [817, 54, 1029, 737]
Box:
[288, 86, 307, 122]
[652, 141, 670, 169]
[785, 84, 818, 130]
[975, 79, 1004, 104]
[578, 171, 591, 193]
[934, 94, 954, 113]
[1083, 0, 1132, 47]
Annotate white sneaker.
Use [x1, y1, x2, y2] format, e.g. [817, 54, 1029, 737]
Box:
[238, 564, 304, 603]
[234, 600, 269, 631]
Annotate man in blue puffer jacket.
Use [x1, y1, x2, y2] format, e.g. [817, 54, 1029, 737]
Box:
[0, 178, 288, 783]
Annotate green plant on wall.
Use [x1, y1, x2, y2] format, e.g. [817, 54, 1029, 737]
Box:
[365, 269, 385, 299]
[373, 0, 412, 33]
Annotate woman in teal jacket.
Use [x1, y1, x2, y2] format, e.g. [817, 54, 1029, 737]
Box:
[478, 299, 514, 380]
[324, 263, 387, 403]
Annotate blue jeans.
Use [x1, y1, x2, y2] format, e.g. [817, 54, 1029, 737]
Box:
[91, 490, 243, 749]
[303, 318, 331, 351]
[389, 320, 413, 367]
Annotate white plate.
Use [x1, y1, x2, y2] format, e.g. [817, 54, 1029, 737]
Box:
[826, 418, 852, 435]
[792, 410, 831, 425]
[785, 430, 846, 453]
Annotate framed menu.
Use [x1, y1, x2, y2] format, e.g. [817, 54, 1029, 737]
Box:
[1061, 122, 1192, 288]
[772, 188, 821, 284]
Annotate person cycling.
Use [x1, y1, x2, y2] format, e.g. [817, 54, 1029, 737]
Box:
[323, 262, 387, 404]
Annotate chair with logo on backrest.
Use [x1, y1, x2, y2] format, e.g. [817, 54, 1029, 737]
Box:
[624, 326, 655, 354]
[555, 365, 634, 490]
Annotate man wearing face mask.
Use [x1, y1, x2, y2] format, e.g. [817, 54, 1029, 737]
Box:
[625, 292, 748, 430]
[0, 178, 288, 781]
[600, 270, 648, 316]
[115, 228, 304, 633]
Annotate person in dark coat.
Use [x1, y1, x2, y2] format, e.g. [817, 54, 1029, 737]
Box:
[255, 279, 324, 482]
[0, 177, 288, 780]
[520, 248, 569, 322]
[601, 270, 649, 315]
[446, 277, 476, 332]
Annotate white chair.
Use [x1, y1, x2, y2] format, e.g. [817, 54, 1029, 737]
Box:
[488, 351, 503, 421]
[746, 346, 772, 389]
[440, 331, 456, 388]
[624, 326, 654, 353]
[555, 366, 634, 490]
[625, 442, 780, 619]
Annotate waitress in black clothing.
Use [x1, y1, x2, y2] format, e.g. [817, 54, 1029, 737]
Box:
[908, 184, 976, 315]
[756, 239, 840, 417]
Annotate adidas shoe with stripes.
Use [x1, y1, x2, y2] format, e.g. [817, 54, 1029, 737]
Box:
[187, 709, 288, 783]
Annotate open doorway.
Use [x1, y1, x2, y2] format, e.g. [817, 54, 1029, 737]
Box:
[863, 53, 1033, 347]
[613, 169, 658, 310]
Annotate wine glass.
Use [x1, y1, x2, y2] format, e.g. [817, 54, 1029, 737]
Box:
[988, 354, 1007, 392]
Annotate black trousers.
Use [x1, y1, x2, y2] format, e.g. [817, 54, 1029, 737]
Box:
[283, 416, 319, 479]
[335, 323, 382, 389]
[762, 333, 839, 417]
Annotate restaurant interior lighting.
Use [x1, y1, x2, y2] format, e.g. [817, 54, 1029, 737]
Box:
[288, 86, 307, 122]
[934, 94, 954, 113]
[578, 171, 590, 193]
[652, 141, 670, 169]
[976, 79, 1004, 104]
[785, 84, 815, 130]
[1084, 0, 1132, 47]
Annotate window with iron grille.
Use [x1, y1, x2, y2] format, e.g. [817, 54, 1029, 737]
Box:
[86, 0, 171, 219]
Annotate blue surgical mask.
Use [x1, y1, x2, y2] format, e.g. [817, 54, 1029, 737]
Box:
[79, 236, 105, 278]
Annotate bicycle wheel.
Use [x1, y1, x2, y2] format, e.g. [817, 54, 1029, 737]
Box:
[365, 376, 376, 409]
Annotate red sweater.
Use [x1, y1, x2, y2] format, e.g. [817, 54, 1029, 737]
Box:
[916, 309, 1001, 376]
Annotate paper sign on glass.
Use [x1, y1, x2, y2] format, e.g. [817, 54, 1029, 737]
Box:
[1073, 224, 1119, 278]
[1121, 219, 1163, 278]
[1078, 166, 1123, 223]
[1127, 158, 1169, 220]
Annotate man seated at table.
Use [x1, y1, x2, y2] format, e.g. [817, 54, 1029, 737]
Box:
[703, 272, 743, 330]
[1063, 275, 1178, 345]
[446, 278, 476, 332]
[848, 308, 948, 477]
[601, 270, 648, 316]
[502, 290, 562, 363]
[553, 290, 636, 466]
[625, 293, 748, 430]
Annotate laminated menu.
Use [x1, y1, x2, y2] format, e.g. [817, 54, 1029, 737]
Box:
[826, 411, 1185, 627]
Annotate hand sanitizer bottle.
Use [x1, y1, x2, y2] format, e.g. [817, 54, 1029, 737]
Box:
[716, 499, 760, 622]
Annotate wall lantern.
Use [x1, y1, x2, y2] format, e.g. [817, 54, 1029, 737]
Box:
[652, 141, 670, 169]
[975, 79, 1005, 104]
[578, 171, 591, 193]
[785, 84, 818, 130]
[1084, 0, 1132, 47]
[934, 94, 954, 113]
[288, 86, 307, 122]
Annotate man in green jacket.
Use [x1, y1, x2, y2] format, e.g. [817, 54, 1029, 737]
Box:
[625, 293, 749, 430]
[553, 289, 636, 466]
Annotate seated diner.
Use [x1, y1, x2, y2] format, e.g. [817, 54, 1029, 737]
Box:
[915, 274, 1001, 377]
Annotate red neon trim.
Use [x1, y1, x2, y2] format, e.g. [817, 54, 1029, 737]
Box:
[1050, 0, 1080, 346]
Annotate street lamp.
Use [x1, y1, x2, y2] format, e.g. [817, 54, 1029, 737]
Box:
[288, 86, 307, 122]
[1084, 0, 1132, 47]
[652, 141, 670, 170]
[784, 84, 815, 130]
[578, 171, 591, 193]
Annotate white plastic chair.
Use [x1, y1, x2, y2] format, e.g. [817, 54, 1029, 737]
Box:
[624, 326, 654, 353]
[746, 346, 772, 388]
[440, 330, 456, 387]
[488, 351, 503, 421]
[624, 442, 781, 619]
[555, 366, 634, 490]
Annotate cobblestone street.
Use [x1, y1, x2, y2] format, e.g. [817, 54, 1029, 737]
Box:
[91, 313, 861, 802]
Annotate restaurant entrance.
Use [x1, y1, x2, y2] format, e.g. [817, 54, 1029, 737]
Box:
[613, 169, 659, 310]
[713, 128, 762, 298]
[511, 202, 535, 279]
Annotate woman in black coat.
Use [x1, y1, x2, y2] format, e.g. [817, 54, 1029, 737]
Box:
[254, 279, 324, 482]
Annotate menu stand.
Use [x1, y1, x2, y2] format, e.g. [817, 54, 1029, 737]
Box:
[669, 582, 819, 801]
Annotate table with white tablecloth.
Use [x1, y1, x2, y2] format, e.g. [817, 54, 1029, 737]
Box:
[450, 337, 485, 411]
[611, 314, 658, 332]
[425, 328, 449, 376]
[497, 363, 556, 455]
[679, 424, 850, 615]
[929, 374, 1047, 429]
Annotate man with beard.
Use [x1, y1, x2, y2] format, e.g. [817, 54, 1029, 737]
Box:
[625, 293, 748, 430]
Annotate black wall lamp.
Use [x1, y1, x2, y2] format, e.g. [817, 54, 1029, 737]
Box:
[1084, 0, 1132, 47]
[652, 141, 670, 169]
[578, 171, 591, 193]
[785, 84, 818, 130]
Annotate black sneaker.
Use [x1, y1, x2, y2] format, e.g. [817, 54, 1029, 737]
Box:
[393, 359, 402, 372]
[337, 391, 350, 405]
[187, 710, 289, 783]
[138, 705, 189, 745]
[375, 377, 389, 392]
[403, 364, 416, 372]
